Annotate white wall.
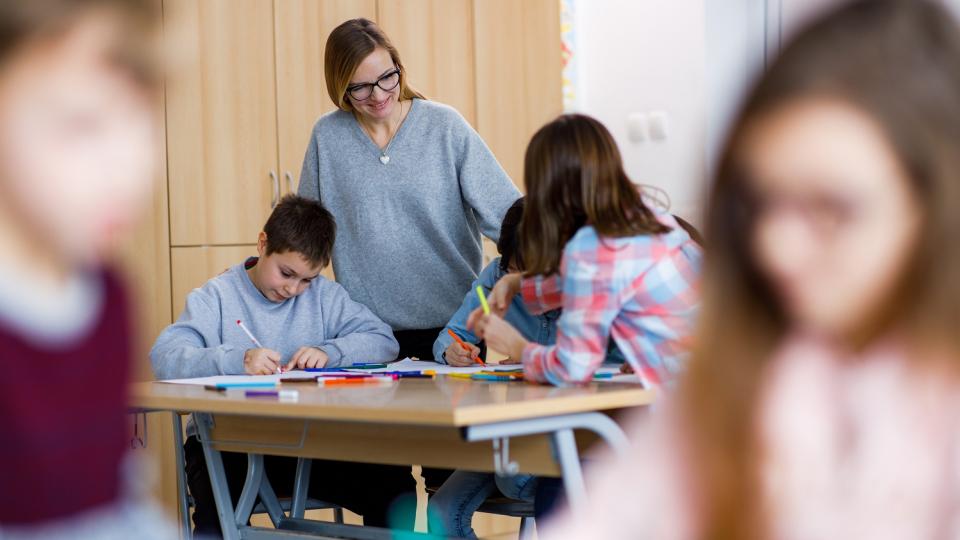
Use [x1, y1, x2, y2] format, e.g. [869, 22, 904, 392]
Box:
[573, 0, 770, 222]
[948, 0, 960, 17]
[571, 0, 708, 219]
[704, 0, 766, 181]
[780, 0, 844, 40]
[573, 0, 960, 223]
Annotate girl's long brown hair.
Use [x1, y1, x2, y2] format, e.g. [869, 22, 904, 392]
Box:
[521, 114, 669, 275]
[680, 1, 960, 537]
[324, 18, 425, 113]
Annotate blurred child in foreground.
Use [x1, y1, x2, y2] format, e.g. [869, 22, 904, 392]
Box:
[543, 1, 960, 538]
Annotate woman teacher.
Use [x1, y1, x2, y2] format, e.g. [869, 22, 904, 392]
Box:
[298, 18, 520, 360]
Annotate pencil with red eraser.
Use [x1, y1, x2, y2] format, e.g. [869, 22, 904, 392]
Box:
[237, 319, 282, 374]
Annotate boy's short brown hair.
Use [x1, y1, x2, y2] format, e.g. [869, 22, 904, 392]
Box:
[263, 195, 336, 268]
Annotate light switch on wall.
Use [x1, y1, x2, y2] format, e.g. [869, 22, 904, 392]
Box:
[648, 110, 670, 141]
[627, 112, 648, 143]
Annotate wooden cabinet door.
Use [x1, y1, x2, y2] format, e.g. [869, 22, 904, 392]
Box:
[474, 0, 562, 187]
[170, 245, 258, 315]
[274, 0, 377, 195]
[378, 0, 476, 127]
[165, 0, 280, 245]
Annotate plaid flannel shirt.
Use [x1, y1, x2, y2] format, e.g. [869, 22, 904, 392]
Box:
[521, 214, 701, 388]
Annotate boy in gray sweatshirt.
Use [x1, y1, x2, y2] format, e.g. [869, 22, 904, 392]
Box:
[151, 195, 412, 535]
[151, 196, 398, 378]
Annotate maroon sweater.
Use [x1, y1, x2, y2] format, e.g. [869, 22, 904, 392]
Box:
[0, 270, 131, 525]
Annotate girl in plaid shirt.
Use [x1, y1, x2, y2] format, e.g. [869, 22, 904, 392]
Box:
[468, 114, 701, 388]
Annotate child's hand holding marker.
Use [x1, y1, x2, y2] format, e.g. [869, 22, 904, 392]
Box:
[467, 286, 528, 363]
[444, 330, 482, 367]
[286, 346, 329, 370]
[244, 348, 283, 375]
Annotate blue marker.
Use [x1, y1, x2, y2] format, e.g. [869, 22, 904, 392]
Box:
[205, 382, 278, 391]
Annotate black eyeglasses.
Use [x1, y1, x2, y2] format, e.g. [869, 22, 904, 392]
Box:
[346, 68, 401, 101]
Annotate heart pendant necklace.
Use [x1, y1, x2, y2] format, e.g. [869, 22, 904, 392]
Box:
[363, 100, 404, 166]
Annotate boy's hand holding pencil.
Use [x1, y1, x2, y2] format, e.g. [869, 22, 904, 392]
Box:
[244, 348, 283, 375]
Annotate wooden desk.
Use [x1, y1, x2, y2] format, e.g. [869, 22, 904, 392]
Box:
[132, 378, 653, 539]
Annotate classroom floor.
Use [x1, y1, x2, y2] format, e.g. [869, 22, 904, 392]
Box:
[245, 466, 527, 539]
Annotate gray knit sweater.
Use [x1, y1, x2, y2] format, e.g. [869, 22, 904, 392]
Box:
[298, 99, 520, 330]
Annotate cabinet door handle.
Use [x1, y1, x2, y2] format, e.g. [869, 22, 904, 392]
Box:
[269, 170, 279, 208]
[284, 171, 295, 194]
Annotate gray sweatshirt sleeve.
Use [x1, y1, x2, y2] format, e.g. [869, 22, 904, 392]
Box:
[149, 290, 246, 379]
[454, 115, 521, 242]
[316, 281, 399, 366]
[297, 126, 320, 201]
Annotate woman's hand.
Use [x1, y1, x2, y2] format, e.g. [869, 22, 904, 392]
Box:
[466, 308, 528, 361]
[286, 347, 329, 370]
[444, 341, 481, 367]
[489, 273, 523, 317]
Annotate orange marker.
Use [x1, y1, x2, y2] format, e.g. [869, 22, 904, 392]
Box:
[447, 329, 485, 366]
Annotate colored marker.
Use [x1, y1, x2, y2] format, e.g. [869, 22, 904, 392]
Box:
[478, 371, 523, 378]
[237, 319, 281, 374]
[245, 389, 299, 401]
[278, 376, 319, 383]
[205, 382, 278, 391]
[346, 363, 389, 370]
[317, 377, 395, 387]
[475, 286, 491, 315]
[472, 373, 521, 382]
[316, 374, 398, 380]
[447, 329, 485, 367]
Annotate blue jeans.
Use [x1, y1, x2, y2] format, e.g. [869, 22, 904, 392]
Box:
[427, 471, 538, 539]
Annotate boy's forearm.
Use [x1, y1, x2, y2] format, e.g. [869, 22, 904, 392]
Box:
[150, 343, 245, 379]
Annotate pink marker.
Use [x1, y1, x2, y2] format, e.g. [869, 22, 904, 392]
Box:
[236, 320, 281, 374]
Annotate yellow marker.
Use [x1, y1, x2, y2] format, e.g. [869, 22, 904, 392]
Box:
[446, 373, 474, 380]
[476, 285, 491, 315]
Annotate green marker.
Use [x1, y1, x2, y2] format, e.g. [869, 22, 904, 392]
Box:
[476, 285, 491, 315]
